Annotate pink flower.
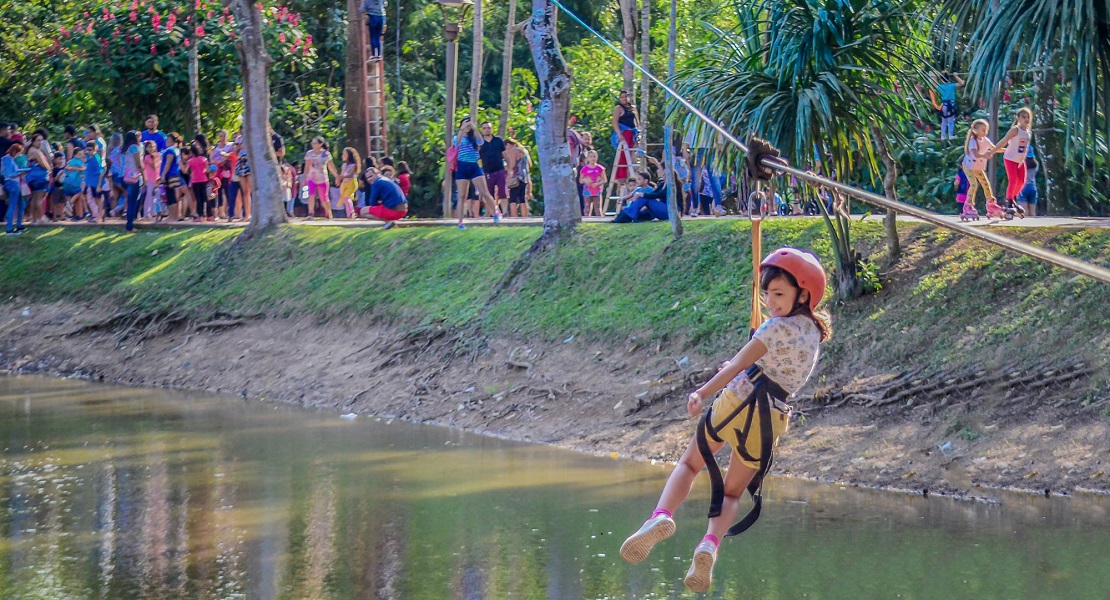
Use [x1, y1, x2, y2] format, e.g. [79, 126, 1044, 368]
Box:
[195, 0, 202, 10]
[184, 38, 190, 47]
[151, 44, 157, 54]
[305, 34, 312, 45]
[86, 22, 93, 34]
[169, 49, 175, 57]
[130, 11, 137, 22]
[83, 11, 89, 17]
[167, 14, 176, 29]
[206, 10, 213, 19]
[60, 25, 69, 37]
[219, 16, 225, 25]
[112, 28, 120, 38]
[133, 34, 141, 43]
[102, 8, 109, 18]
[130, 0, 138, 10]
[196, 25, 205, 37]
[278, 32, 285, 42]
[303, 45, 310, 56]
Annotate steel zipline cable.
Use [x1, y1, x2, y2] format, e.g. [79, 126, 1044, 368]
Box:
[546, 0, 1110, 285]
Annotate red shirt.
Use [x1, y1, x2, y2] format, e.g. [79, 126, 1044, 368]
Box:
[187, 156, 209, 184]
[397, 173, 410, 196]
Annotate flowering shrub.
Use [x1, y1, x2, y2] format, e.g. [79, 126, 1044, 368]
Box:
[41, 0, 316, 131]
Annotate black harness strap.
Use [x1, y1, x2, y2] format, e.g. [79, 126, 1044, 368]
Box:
[696, 364, 789, 538]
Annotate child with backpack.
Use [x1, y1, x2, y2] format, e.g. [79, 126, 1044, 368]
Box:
[620, 248, 832, 593]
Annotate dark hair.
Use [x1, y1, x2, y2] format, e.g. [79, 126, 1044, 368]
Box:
[481, 121, 493, 128]
[88, 124, 99, 134]
[65, 125, 77, 136]
[53, 151, 65, 160]
[759, 265, 832, 342]
[941, 71, 951, 83]
[1025, 156, 1039, 169]
[34, 127, 49, 140]
[458, 117, 478, 148]
[123, 130, 139, 148]
[168, 132, 183, 144]
[380, 156, 394, 167]
[194, 134, 209, 154]
[396, 160, 410, 175]
[636, 170, 652, 182]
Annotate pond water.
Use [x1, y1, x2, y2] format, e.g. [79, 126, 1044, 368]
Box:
[1, 376, 1108, 599]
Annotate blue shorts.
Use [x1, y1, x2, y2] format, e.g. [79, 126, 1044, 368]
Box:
[27, 177, 49, 192]
[455, 161, 484, 181]
[1018, 184, 1038, 205]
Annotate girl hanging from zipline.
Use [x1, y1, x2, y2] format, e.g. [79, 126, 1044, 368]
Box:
[620, 247, 831, 593]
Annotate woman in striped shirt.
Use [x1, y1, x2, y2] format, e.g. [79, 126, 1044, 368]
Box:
[453, 117, 499, 228]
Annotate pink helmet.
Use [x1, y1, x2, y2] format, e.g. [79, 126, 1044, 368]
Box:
[760, 248, 827, 310]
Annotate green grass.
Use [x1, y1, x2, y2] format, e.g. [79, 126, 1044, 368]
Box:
[2, 221, 1108, 378]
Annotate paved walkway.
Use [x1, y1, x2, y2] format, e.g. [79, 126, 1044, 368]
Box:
[27, 213, 1110, 231]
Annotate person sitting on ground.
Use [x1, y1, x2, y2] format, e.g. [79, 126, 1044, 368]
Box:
[613, 170, 668, 223]
[357, 166, 408, 228]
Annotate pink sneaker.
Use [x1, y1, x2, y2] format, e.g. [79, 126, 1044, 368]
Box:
[619, 514, 675, 563]
[683, 540, 718, 593]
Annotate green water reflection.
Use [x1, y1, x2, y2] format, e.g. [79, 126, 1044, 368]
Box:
[1, 376, 1108, 599]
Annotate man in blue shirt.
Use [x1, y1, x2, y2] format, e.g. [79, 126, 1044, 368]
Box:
[358, 166, 408, 228]
[141, 114, 167, 151]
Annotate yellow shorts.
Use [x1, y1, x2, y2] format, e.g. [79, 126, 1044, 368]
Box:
[340, 179, 358, 201]
[709, 389, 792, 469]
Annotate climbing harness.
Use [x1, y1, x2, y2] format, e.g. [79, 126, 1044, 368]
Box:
[696, 364, 790, 538]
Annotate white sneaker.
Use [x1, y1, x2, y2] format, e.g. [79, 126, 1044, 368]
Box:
[683, 540, 718, 593]
[619, 514, 675, 563]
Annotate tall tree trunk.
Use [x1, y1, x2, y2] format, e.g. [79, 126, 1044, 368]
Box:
[345, 0, 367, 155]
[664, 0, 681, 239]
[639, 0, 649, 170]
[870, 125, 900, 261]
[188, 32, 201, 133]
[498, 0, 518, 137]
[1034, 63, 1065, 215]
[524, 0, 579, 235]
[987, 81, 999, 193]
[619, 0, 636, 94]
[469, 0, 484, 123]
[227, 0, 287, 238]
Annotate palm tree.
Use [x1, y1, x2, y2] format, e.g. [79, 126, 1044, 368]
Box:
[934, 0, 1110, 213]
[673, 0, 927, 298]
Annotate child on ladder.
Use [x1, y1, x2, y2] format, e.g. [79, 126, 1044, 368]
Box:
[362, 0, 387, 62]
[620, 248, 832, 593]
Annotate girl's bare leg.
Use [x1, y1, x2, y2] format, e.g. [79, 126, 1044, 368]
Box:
[656, 434, 723, 514]
[471, 176, 498, 217]
[242, 178, 253, 220]
[456, 179, 471, 223]
[705, 451, 757, 540]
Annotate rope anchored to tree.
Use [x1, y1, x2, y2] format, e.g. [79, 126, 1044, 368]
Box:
[548, 0, 1110, 286]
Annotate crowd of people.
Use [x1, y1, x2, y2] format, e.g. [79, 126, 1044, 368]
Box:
[0, 115, 415, 235]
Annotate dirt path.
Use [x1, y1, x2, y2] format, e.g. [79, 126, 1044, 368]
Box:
[1, 302, 1106, 501]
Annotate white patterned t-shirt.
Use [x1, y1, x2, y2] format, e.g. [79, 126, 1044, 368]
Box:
[726, 315, 821, 399]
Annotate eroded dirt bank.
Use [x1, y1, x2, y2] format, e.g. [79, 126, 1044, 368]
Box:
[0, 301, 1106, 500]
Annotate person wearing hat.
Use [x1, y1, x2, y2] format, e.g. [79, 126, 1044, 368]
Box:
[620, 248, 833, 594]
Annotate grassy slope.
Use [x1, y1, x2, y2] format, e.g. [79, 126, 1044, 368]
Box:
[1, 221, 1107, 385]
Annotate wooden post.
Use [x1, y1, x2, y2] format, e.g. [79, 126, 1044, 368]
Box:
[469, 0, 483, 124]
[664, 0, 682, 238]
[498, 0, 518, 138]
[639, 0, 650, 172]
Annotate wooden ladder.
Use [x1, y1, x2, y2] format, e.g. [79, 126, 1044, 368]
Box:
[603, 139, 635, 215]
[361, 24, 389, 163]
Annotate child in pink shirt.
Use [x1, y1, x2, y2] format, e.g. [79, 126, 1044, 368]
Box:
[578, 150, 607, 217]
[186, 145, 211, 220]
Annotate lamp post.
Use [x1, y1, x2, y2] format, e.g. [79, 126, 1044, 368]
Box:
[438, 0, 473, 218]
